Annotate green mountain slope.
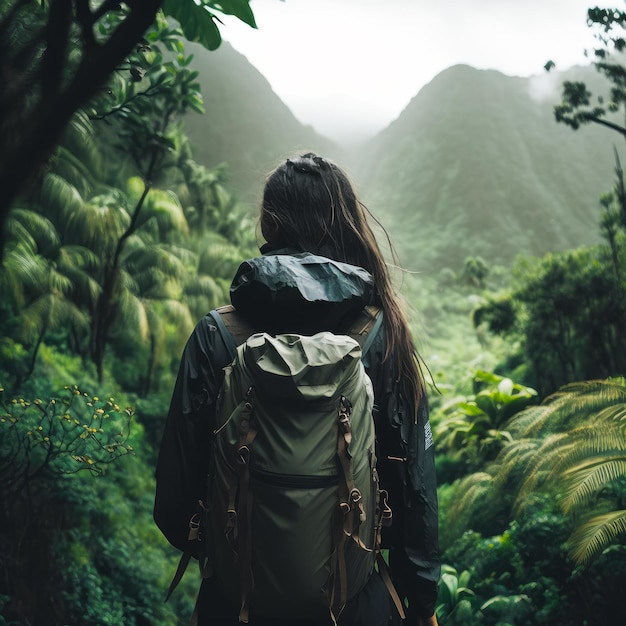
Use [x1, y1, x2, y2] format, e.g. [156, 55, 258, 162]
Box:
[354, 64, 617, 272]
[183, 40, 341, 204]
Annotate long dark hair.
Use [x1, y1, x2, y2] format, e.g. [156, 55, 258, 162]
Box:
[260, 152, 426, 417]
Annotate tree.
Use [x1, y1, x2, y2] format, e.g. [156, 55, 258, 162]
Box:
[552, 7, 626, 138]
[552, 6, 626, 230]
[462, 256, 489, 289]
[473, 245, 626, 396]
[2, 208, 94, 385]
[434, 370, 537, 476]
[0, 0, 256, 259]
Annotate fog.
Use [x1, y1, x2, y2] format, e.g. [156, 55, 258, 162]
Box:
[221, 0, 618, 143]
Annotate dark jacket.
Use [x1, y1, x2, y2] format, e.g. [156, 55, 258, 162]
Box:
[154, 250, 440, 621]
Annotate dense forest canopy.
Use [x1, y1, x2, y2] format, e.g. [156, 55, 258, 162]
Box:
[1, 2, 626, 625]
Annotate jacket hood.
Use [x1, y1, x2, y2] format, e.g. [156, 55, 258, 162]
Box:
[229, 249, 378, 334]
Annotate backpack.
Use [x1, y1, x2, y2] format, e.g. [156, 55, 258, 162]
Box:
[166, 305, 405, 624]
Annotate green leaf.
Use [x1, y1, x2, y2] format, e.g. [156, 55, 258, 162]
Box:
[162, 1, 228, 50]
[207, 0, 257, 28]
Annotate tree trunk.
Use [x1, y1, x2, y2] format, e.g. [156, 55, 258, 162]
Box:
[0, 1, 162, 260]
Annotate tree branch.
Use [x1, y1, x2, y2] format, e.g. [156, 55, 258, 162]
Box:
[40, 0, 72, 100]
[0, 1, 163, 260]
[588, 114, 626, 138]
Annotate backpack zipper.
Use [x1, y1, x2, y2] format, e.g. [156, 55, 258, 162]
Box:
[250, 467, 338, 489]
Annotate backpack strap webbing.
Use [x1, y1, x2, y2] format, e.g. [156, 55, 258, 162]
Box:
[346, 305, 382, 354]
[212, 304, 383, 357]
[212, 305, 256, 358]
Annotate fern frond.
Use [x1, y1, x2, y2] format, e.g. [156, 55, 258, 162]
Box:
[507, 404, 559, 437]
[447, 472, 494, 524]
[492, 439, 541, 490]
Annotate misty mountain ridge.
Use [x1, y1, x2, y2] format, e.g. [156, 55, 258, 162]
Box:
[182, 40, 344, 205]
[355, 63, 617, 272]
[183, 40, 617, 271]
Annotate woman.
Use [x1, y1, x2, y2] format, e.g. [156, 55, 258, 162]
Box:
[154, 153, 440, 625]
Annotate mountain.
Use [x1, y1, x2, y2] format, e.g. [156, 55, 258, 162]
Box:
[354, 64, 618, 272]
[182, 41, 342, 204]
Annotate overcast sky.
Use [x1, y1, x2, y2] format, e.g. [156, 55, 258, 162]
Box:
[218, 0, 618, 144]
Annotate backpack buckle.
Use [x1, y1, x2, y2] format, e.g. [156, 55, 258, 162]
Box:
[237, 445, 250, 465]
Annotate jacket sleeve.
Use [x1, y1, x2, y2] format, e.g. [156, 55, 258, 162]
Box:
[153, 314, 231, 554]
[365, 325, 441, 619]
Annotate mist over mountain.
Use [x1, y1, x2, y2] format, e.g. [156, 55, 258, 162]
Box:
[183, 40, 342, 204]
[185, 41, 618, 272]
[353, 64, 617, 272]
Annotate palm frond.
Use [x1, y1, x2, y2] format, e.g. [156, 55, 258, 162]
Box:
[7, 208, 60, 255]
[54, 108, 101, 188]
[128, 182, 188, 236]
[591, 403, 626, 423]
[65, 108, 97, 153]
[56, 245, 100, 272]
[124, 244, 187, 279]
[115, 291, 149, 343]
[5, 217, 38, 254]
[514, 432, 572, 504]
[1, 244, 49, 306]
[64, 268, 102, 310]
[167, 243, 198, 270]
[118, 268, 138, 294]
[40, 174, 85, 228]
[19, 293, 89, 342]
[159, 300, 194, 335]
[184, 274, 223, 299]
[559, 422, 626, 513]
[507, 378, 626, 439]
[53, 249, 102, 309]
[48, 266, 73, 294]
[517, 419, 626, 513]
[74, 193, 131, 252]
[568, 510, 626, 565]
[51, 146, 98, 195]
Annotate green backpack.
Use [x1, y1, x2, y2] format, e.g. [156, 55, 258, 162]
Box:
[167, 306, 404, 624]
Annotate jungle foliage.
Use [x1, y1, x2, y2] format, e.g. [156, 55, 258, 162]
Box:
[425, 7, 626, 624]
[0, 4, 257, 624]
[2, 2, 626, 626]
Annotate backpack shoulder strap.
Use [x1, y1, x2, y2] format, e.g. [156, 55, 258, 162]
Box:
[347, 305, 383, 356]
[212, 304, 382, 357]
[211, 305, 257, 359]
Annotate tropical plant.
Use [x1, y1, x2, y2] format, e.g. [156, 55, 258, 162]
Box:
[434, 370, 537, 477]
[0, 377, 194, 625]
[435, 565, 479, 624]
[0, 0, 257, 246]
[0, 385, 134, 498]
[449, 377, 626, 569]
[507, 378, 626, 565]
